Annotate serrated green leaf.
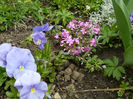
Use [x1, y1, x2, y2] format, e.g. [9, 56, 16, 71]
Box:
[113, 56, 119, 66]
[117, 66, 126, 74]
[113, 68, 121, 81]
[103, 59, 114, 66]
[108, 67, 115, 77]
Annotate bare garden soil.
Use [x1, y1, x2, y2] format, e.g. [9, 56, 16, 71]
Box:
[0, 20, 133, 99]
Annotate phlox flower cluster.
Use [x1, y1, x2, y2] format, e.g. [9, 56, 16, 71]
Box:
[54, 20, 100, 56]
[0, 43, 50, 99]
[32, 23, 53, 50]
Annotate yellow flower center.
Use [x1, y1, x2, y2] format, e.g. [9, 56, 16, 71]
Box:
[37, 40, 41, 44]
[31, 88, 35, 93]
[86, 5, 90, 10]
[20, 66, 24, 71]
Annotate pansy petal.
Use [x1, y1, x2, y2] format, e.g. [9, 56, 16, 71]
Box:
[15, 71, 41, 87]
[39, 44, 44, 50]
[6, 47, 35, 77]
[33, 26, 42, 33]
[0, 43, 12, 67]
[25, 62, 37, 72]
[35, 81, 48, 91]
[27, 92, 39, 99]
[20, 86, 31, 98]
[35, 90, 45, 99]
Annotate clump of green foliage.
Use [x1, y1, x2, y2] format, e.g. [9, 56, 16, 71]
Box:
[103, 56, 125, 81]
[34, 41, 56, 83]
[5, 79, 19, 99]
[0, 0, 45, 31]
[85, 55, 103, 72]
[49, 9, 74, 26]
[34, 41, 66, 83]
[50, 0, 103, 16]
[99, 25, 118, 45]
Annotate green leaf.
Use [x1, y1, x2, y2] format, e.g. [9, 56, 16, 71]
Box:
[124, 46, 133, 66]
[113, 68, 121, 81]
[112, 0, 132, 50]
[103, 59, 114, 66]
[126, 0, 133, 14]
[113, 56, 119, 66]
[108, 67, 115, 77]
[117, 66, 126, 74]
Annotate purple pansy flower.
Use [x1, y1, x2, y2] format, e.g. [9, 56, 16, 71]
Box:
[33, 23, 53, 33]
[130, 13, 133, 22]
[15, 71, 50, 99]
[6, 47, 37, 79]
[32, 32, 47, 50]
[0, 43, 12, 67]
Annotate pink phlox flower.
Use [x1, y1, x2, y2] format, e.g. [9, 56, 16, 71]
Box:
[72, 20, 78, 23]
[73, 38, 79, 44]
[87, 24, 92, 28]
[68, 22, 75, 30]
[90, 38, 97, 47]
[72, 50, 81, 55]
[82, 40, 85, 43]
[95, 24, 100, 28]
[78, 21, 84, 27]
[54, 33, 59, 39]
[93, 28, 100, 35]
[84, 22, 89, 27]
[61, 29, 70, 38]
[65, 36, 74, 46]
[81, 28, 87, 34]
[60, 40, 65, 46]
[84, 47, 91, 52]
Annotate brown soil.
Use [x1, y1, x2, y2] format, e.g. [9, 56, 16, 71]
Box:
[0, 21, 133, 99]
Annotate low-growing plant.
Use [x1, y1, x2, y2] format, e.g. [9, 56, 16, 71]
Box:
[0, 0, 45, 31]
[54, 20, 100, 56]
[49, 9, 74, 26]
[103, 56, 126, 81]
[34, 41, 56, 83]
[99, 25, 118, 45]
[85, 55, 103, 72]
[117, 81, 133, 98]
[90, 0, 116, 27]
[50, 0, 103, 16]
[0, 67, 8, 87]
[4, 79, 19, 99]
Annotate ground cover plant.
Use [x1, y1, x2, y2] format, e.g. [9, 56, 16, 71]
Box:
[0, 0, 133, 99]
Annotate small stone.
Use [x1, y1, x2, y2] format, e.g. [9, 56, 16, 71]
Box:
[61, 94, 67, 99]
[64, 75, 70, 81]
[50, 84, 55, 93]
[59, 71, 64, 75]
[63, 60, 70, 67]
[66, 84, 75, 91]
[71, 79, 75, 84]
[54, 92, 61, 99]
[78, 73, 85, 81]
[64, 67, 72, 75]
[69, 64, 75, 70]
[72, 71, 80, 80]
[57, 66, 64, 71]
[56, 75, 61, 81]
